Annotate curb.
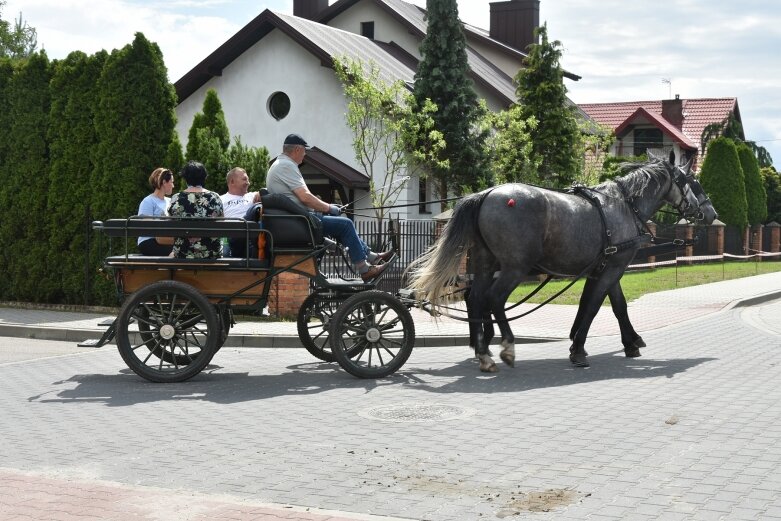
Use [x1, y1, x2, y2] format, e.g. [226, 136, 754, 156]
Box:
[0, 324, 561, 348]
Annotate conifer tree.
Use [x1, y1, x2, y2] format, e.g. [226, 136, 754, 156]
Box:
[761, 167, 781, 224]
[225, 136, 270, 190]
[699, 137, 747, 229]
[185, 88, 230, 192]
[0, 51, 51, 301]
[0, 57, 14, 299]
[47, 50, 106, 304]
[514, 23, 580, 188]
[413, 0, 490, 197]
[736, 142, 767, 225]
[92, 32, 177, 303]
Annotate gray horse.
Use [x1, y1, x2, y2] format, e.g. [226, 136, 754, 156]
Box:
[407, 155, 717, 372]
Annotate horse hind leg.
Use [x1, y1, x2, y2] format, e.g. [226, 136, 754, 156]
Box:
[487, 268, 528, 368]
[467, 250, 498, 373]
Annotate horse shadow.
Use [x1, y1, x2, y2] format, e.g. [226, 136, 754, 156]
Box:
[29, 345, 715, 406]
[395, 347, 716, 395]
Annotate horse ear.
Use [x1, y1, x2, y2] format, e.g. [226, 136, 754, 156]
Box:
[682, 157, 693, 174]
[668, 150, 676, 165]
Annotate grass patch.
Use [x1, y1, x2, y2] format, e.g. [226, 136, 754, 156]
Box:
[508, 259, 781, 305]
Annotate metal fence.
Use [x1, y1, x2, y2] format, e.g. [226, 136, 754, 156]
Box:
[318, 219, 437, 293]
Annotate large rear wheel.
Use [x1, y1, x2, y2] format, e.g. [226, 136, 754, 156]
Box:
[297, 292, 348, 362]
[116, 281, 218, 383]
[329, 290, 415, 378]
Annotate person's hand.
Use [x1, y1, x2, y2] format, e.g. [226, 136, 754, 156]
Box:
[328, 204, 341, 216]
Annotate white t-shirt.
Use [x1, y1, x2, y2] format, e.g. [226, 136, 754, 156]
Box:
[137, 193, 169, 245]
[220, 192, 257, 219]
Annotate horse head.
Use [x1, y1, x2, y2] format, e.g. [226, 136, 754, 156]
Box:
[666, 154, 717, 225]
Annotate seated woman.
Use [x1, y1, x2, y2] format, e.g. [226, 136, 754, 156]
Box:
[168, 161, 224, 258]
[137, 167, 175, 256]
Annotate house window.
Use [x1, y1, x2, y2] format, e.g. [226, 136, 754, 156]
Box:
[268, 91, 291, 120]
[633, 128, 663, 157]
[418, 177, 430, 214]
[361, 21, 375, 39]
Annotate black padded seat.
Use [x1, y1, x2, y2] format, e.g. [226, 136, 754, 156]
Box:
[262, 208, 322, 249]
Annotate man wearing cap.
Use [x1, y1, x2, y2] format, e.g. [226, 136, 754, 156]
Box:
[266, 133, 394, 282]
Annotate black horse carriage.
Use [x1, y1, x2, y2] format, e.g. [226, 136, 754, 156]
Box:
[86, 207, 416, 383]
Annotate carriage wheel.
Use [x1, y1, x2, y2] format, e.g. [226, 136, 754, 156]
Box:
[116, 280, 218, 383]
[297, 292, 341, 362]
[216, 306, 232, 351]
[329, 290, 415, 378]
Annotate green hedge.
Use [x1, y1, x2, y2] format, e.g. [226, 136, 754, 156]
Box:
[699, 137, 747, 229]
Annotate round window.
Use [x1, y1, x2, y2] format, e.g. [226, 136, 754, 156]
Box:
[268, 91, 291, 120]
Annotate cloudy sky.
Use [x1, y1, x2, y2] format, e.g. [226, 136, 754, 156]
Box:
[5, 0, 780, 165]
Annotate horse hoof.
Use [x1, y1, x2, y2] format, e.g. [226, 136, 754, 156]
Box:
[624, 346, 642, 358]
[569, 353, 590, 368]
[480, 363, 499, 373]
[500, 352, 515, 367]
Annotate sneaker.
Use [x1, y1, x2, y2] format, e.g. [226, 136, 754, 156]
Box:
[374, 250, 396, 264]
[361, 262, 391, 282]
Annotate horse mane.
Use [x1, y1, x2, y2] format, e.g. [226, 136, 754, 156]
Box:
[596, 159, 671, 198]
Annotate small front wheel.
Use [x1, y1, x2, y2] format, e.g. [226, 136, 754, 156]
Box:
[116, 281, 218, 383]
[329, 290, 415, 378]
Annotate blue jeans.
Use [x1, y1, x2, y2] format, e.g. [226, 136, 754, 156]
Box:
[318, 215, 369, 264]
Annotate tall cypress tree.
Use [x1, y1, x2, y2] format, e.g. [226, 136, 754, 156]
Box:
[92, 32, 177, 304]
[185, 88, 230, 193]
[514, 24, 580, 188]
[1, 51, 51, 301]
[736, 142, 767, 225]
[413, 0, 490, 197]
[699, 137, 747, 229]
[0, 57, 14, 299]
[47, 50, 106, 304]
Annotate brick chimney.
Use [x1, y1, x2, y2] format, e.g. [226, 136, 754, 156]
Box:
[293, 0, 328, 21]
[662, 94, 684, 129]
[489, 0, 540, 52]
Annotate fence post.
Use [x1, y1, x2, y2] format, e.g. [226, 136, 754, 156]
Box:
[767, 221, 780, 253]
[750, 224, 764, 260]
[676, 219, 694, 263]
[708, 219, 725, 256]
[646, 220, 657, 267]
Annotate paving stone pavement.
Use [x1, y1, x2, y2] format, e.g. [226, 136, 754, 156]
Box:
[1, 274, 780, 519]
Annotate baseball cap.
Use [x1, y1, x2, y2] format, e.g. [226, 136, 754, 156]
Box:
[283, 133, 311, 148]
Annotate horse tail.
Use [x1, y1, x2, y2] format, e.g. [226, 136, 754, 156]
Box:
[406, 190, 488, 311]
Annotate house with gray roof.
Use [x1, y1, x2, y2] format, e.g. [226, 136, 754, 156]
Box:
[173, 0, 562, 220]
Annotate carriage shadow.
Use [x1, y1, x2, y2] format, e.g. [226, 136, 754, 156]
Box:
[31, 346, 715, 407]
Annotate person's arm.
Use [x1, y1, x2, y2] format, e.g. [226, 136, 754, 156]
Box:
[292, 186, 333, 213]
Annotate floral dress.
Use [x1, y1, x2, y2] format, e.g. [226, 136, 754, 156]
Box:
[168, 190, 224, 258]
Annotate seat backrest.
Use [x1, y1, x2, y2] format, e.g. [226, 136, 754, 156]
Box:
[262, 208, 320, 248]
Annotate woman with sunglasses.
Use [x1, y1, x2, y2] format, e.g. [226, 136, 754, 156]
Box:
[137, 167, 175, 256]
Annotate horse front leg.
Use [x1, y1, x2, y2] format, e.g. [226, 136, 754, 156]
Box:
[570, 270, 623, 367]
[607, 281, 645, 357]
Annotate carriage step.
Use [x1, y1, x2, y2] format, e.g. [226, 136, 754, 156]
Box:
[98, 317, 118, 326]
[77, 338, 103, 348]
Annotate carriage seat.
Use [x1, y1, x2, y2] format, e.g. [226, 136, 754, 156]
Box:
[251, 192, 324, 251]
[96, 218, 270, 267]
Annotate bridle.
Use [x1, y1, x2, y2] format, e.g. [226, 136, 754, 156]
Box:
[667, 165, 703, 220]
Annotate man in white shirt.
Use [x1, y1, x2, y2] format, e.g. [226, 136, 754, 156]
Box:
[221, 167, 260, 218]
[221, 167, 260, 256]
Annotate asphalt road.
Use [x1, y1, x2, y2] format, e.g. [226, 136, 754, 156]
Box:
[0, 298, 780, 520]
